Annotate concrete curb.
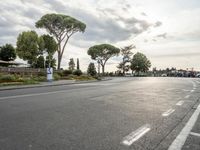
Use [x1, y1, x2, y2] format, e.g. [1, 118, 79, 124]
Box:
[0, 78, 112, 91]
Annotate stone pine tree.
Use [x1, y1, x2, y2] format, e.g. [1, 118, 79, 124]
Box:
[88, 44, 120, 75]
[77, 58, 80, 70]
[87, 62, 97, 76]
[68, 58, 75, 71]
[35, 13, 86, 69]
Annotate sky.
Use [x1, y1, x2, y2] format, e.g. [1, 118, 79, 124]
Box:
[0, 0, 200, 71]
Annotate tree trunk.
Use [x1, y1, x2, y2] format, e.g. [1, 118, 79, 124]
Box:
[57, 53, 62, 70]
[102, 65, 105, 76]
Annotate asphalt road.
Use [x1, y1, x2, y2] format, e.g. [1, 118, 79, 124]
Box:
[0, 77, 200, 150]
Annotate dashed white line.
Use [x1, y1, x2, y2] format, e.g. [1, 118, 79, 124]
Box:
[190, 132, 200, 137]
[162, 109, 175, 117]
[168, 103, 200, 150]
[190, 90, 194, 93]
[121, 124, 151, 146]
[176, 101, 184, 106]
[185, 95, 190, 99]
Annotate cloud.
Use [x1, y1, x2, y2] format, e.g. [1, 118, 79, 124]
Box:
[156, 33, 167, 39]
[154, 21, 162, 27]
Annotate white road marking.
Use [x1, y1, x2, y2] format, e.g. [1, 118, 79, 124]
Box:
[121, 124, 151, 146]
[168, 103, 200, 150]
[190, 132, 200, 137]
[185, 95, 190, 99]
[191, 90, 194, 93]
[162, 109, 175, 117]
[0, 90, 68, 100]
[176, 101, 184, 106]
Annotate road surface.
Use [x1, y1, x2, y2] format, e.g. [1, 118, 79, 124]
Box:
[0, 77, 200, 150]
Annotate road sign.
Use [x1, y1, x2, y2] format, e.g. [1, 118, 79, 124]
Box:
[47, 67, 53, 81]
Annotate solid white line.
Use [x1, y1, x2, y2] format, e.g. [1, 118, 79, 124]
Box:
[0, 90, 68, 100]
[176, 101, 184, 106]
[182, 89, 190, 92]
[162, 109, 175, 117]
[168, 103, 200, 150]
[190, 132, 200, 137]
[122, 124, 151, 146]
[185, 95, 190, 99]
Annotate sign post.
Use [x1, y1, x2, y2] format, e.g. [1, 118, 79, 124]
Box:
[47, 67, 53, 82]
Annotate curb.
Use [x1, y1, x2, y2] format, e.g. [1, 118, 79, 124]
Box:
[0, 78, 112, 91]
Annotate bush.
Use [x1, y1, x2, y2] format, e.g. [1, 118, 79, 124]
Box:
[0, 74, 16, 82]
[53, 73, 61, 80]
[63, 70, 72, 76]
[73, 69, 82, 76]
[75, 75, 95, 81]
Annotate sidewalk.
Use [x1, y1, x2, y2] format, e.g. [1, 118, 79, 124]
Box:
[0, 79, 108, 91]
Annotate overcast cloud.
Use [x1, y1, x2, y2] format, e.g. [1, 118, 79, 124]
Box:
[0, 0, 200, 71]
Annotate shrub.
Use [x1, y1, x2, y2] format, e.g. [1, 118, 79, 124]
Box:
[53, 73, 61, 80]
[73, 69, 82, 76]
[63, 70, 72, 76]
[0, 74, 16, 82]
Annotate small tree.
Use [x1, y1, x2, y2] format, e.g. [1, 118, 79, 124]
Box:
[117, 45, 135, 75]
[68, 58, 75, 71]
[35, 55, 45, 68]
[0, 44, 16, 61]
[88, 44, 120, 75]
[35, 13, 86, 69]
[87, 63, 97, 76]
[130, 52, 151, 75]
[77, 58, 80, 70]
[16, 31, 43, 67]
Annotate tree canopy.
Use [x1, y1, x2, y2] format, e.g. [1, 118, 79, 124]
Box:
[0, 44, 16, 61]
[16, 31, 42, 67]
[88, 44, 120, 75]
[117, 45, 135, 75]
[41, 34, 57, 56]
[35, 13, 86, 69]
[68, 58, 75, 71]
[87, 62, 97, 76]
[130, 52, 151, 75]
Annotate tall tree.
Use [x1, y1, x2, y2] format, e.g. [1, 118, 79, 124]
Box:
[41, 34, 57, 68]
[117, 45, 135, 75]
[35, 13, 86, 69]
[16, 31, 43, 67]
[88, 44, 120, 75]
[68, 58, 75, 71]
[0, 44, 16, 61]
[130, 52, 151, 75]
[77, 58, 80, 70]
[87, 62, 97, 76]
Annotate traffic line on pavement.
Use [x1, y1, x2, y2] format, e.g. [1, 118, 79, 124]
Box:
[0, 90, 68, 100]
[185, 95, 190, 99]
[182, 89, 190, 92]
[162, 109, 175, 117]
[190, 90, 194, 93]
[176, 101, 184, 106]
[168, 103, 200, 150]
[190, 132, 200, 137]
[121, 124, 151, 146]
